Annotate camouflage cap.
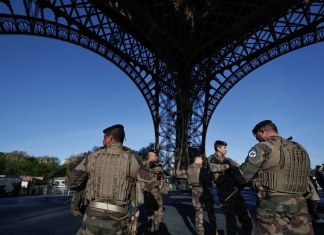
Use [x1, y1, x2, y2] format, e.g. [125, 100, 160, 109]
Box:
[103, 124, 124, 134]
[252, 120, 272, 134]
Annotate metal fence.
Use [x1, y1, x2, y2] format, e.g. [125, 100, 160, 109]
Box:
[165, 177, 189, 191]
[47, 177, 189, 196]
[0, 177, 190, 198]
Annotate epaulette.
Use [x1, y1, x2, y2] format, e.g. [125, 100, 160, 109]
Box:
[122, 145, 134, 154]
[122, 145, 143, 163]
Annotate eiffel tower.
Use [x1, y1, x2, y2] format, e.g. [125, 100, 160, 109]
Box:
[1, 0, 323, 176]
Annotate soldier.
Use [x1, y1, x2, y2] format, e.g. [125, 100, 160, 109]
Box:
[187, 155, 220, 235]
[306, 171, 324, 223]
[65, 124, 154, 235]
[143, 150, 168, 234]
[240, 120, 314, 235]
[315, 165, 324, 191]
[208, 140, 253, 235]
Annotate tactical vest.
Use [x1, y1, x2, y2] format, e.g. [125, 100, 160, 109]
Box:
[258, 138, 309, 194]
[86, 147, 134, 202]
[187, 163, 201, 187]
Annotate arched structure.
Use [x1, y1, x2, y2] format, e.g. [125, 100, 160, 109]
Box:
[1, 0, 323, 176]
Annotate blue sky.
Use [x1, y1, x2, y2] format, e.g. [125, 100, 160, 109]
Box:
[0, 35, 323, 168]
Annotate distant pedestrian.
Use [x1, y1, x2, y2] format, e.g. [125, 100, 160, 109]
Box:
[240, 120, 314, 235]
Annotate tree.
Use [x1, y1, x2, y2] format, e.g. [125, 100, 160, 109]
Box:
[0, 151, 61, 181]
[3, 151, 28, 174]
[136, 142, 155, 160]
[0, 153, 7, 174]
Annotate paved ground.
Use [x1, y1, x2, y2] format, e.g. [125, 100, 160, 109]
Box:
[0, 188, 323, 235]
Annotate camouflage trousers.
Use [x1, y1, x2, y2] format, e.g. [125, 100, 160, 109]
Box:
[77, 206, 129, 235]
[256, 194, 314, 235]
[145, 188, 164, 232]
[191, 187, 217, 235]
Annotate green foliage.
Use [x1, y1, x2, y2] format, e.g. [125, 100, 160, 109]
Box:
[136, 142, 155, 160]
[32, 163, 47, 176]
[0, 143, 164, 181]
[0, 155, 6, 174]
[0, 152, 61, 182]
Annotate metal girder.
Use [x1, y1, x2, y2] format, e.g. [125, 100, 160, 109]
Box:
[203, 2, 324, 124]
[0, 0, 323, 176]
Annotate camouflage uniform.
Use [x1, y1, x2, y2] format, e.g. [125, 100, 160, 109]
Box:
[187, 162, 218, 235]
[209, 155, 253, 235]
[143, 161, 166, 234]
[240, 136, 314, 235]
[65, 143, 154, 235]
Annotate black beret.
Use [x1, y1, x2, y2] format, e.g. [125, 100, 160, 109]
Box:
[103, 124, 124, 134]
[252, 120, 272, 134]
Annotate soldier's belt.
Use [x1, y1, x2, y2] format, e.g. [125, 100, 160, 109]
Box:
[260, 191, 304, 198]
[89, 201, 128, 214]
[190, 183, 201, 187]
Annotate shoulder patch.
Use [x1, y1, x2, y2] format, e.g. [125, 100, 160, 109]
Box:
[248, 150, 257, 158]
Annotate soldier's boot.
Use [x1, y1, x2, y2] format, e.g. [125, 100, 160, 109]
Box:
[195, 227, 204, 235]
[210, 223, 216, 234]
[147, 231, 158, 235]
[154, 222, 160, 232]
[211, 224, 224, 235]
[216, 229, 225, 235]
[147, 230, 162, 235]
[147, 220, 161, 235]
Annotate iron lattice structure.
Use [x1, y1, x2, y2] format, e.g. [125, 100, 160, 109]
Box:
[0, 0, 323, 176]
